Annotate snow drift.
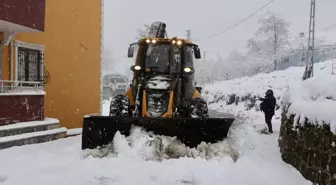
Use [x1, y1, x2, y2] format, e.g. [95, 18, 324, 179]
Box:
[203, 60, 336, 117]
[283, 75, 336, 134]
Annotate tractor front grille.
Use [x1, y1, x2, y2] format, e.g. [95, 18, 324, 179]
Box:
[146, 90, 170, 117]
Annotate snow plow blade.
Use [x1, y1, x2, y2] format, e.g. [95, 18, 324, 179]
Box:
[81, 116, 234, 150]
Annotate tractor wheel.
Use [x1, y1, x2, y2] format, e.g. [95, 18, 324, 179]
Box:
[187, 98, 209, 118]
[109, 94, 130, 117]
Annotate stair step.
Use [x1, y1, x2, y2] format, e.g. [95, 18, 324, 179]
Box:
[0, 127, 67, 150]
[0, 118, 59, 138]
[66, 128, 82, 137]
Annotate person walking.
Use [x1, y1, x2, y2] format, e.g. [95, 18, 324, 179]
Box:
[259, 89, 276, 133]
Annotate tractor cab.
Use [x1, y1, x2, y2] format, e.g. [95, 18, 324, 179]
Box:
[127, 38, 201, 77]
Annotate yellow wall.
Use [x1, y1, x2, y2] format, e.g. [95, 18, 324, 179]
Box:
[1, 0, 101, 128]
[1, 32, 9, 80]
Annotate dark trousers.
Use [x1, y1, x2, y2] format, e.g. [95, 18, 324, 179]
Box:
[264, 113, 273, 132]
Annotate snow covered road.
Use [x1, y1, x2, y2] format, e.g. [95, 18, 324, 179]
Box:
[0, 111, 311, 185]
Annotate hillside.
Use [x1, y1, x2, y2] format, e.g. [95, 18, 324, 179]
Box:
[203, 60, 336, 118]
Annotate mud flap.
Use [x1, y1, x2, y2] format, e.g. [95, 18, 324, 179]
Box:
[81, 116, 235, 150]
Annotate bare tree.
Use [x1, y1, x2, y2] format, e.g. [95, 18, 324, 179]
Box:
[136, 24, 150, 40]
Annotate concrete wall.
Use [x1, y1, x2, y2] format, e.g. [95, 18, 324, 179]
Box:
[279, 106, 336, 185]
[1, 0, 101, 128]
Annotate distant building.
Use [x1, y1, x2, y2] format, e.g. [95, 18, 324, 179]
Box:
[278, 44, 336, 70]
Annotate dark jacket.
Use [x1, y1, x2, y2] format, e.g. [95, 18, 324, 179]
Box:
[260, 95, 276, 115]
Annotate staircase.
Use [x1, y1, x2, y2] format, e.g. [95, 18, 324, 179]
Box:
[0, 118, 67, 150]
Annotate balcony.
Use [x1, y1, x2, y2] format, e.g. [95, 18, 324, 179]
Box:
[0, 0, 45, 33]
[0, 80, 45, 125]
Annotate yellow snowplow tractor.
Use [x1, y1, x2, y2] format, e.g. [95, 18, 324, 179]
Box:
[81, 22, 234, 150]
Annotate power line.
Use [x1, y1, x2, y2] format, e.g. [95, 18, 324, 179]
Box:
[323, 24, 336, 30]
[201, 0, 275, 40]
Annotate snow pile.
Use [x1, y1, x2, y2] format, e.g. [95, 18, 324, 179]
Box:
[84, 126, 240, 161]
[203, 60, 336, 117]
[283, 75, 336, 133]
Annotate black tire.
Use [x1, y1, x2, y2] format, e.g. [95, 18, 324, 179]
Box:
[187, 98, 209, 118]
[109, 94, 130, 117]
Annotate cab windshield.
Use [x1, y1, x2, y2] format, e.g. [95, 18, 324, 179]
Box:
[145, 44, 170, 74]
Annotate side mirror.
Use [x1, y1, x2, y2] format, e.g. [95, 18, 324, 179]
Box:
[130, 65, 135, 71]
[195, 86, 202, 94]
[128, 46, 134, 58]
[193, 46, 201, 59]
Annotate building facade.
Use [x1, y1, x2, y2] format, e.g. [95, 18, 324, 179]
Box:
[0, 0, 101, 128]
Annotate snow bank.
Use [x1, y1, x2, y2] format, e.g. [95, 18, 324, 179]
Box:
[283, 75, 336, 134]
[203, 60, 336, 117]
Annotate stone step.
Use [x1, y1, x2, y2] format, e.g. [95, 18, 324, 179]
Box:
[0, 127, 67, 150]
[66, 128, 82, 137]
[0, 118, 60, 138]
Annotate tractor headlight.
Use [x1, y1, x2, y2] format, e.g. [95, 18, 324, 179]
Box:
[184, 67, 192, 73]
[134, 65, 141, 70]
[171, 40, 183, 45]
[145, 39, 157, 44]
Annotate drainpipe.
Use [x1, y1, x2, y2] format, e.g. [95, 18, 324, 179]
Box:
[10, 39, 14, 81]
[100, 0, 105, 116]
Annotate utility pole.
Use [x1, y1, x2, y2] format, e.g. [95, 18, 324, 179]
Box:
[186, 29, 191, 40]
[302, 0, 316, 80]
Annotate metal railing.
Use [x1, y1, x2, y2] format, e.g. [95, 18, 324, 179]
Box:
[0, 80, 44, 94]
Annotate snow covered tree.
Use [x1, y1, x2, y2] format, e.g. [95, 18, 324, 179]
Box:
[250, 13, 291, 71]
[246, 39, 273, 74]
[136, 24, 150, 40]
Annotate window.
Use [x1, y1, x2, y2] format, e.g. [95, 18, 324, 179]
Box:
[14, 41, 45, 86]
[145, 44, 170, 74]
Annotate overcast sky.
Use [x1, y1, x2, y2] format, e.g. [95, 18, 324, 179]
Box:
[103, 0, 336, 60]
